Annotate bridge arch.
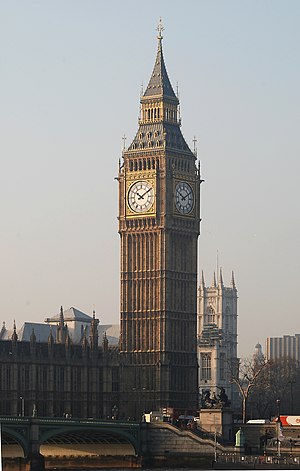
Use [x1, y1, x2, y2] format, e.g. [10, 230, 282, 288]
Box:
[2, 426, 28, 457]
[39, 425, 140, 456]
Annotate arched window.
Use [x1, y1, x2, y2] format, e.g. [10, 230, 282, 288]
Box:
[201, 353, 212, 380]
[205, 306, 215, 324]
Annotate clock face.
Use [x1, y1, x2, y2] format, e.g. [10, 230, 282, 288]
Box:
[128, 180, 154, 213]
[175, 181, 194, 214]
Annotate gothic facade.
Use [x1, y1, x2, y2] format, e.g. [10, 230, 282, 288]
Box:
[198, 270, 238, 407]
[118, 25, 201, 418]
[1, 26, 204, 421]
[0, 310, 119, 419]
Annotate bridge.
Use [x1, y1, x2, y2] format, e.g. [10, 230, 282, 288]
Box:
[0, 416, 220, 470]
[1, 416, 142, 470]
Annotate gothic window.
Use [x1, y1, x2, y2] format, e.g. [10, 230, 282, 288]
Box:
[129, 161, 133, 171]
[112, 367, 119, 392]
[201, 353, 211, 380]
[220, 353, 226, 380]
[224, 306, 230, 333]
[156, 140, 160, 147]
[205, 306, 215, 324]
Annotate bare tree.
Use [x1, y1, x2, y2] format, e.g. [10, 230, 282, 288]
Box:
[229, 356, 269, 423]
[249, 358, 299, 418]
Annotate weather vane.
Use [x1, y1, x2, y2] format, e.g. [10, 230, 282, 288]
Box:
[122, 134, 127, 151]
[157, 17, 164, 39]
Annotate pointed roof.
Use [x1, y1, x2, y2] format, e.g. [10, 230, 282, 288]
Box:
[45, 307, 92, 323]
[218, 268, 224, 287]
[211, 272, 217, 288]
[231, 270, 236, 290]
[142, 20, 178, 102]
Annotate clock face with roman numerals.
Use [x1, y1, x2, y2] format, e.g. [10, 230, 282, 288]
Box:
[128, 180, 154, 213]
[175, 181, 194, 214]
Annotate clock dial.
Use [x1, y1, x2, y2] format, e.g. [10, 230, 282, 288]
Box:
[175, 181, 194, 214]
[128, 180, 154, 213]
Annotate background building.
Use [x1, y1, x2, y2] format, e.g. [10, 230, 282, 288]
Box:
[197, 269, 238, 407]
[266, 334, 300, 361]
[0, 309, 119, 419]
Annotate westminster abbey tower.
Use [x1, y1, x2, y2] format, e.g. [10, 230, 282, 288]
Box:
[118, 23, 202, 418]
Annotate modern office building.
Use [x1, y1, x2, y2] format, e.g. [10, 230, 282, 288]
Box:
[266, 334, 300, 361]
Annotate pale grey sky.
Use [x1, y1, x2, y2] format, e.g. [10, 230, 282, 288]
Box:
[1, 0, 299, 357]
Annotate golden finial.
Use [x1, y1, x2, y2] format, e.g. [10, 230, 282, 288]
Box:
[157, 17, 164, 41]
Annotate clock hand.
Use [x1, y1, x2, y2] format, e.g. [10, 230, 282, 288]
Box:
[181, 190, 192, 201]
[138, 187, 152, 199]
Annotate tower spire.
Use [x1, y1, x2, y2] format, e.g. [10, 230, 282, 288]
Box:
[156, 17, 164, 47]
[142, 19, 177, 101]
[212, 272, 217, 288]
[231, 270, 236, 290]
[218, 267, 224, 287]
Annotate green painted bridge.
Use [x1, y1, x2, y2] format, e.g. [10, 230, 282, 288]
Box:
[0, 416, 143, 470]
[0, 416, 219, 470]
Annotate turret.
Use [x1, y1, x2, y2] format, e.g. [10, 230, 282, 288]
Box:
[30, 328, 36, 356]
[218, 268, 224, 289]
[199, 270, 205, 293]
[81, 326, 89, 358]
[11, 320, 18, 350]
[48, 327, 54, 357]
[89, 310, 99, 352]
[211, 272, 217, 288]
[56, 306, 68, 344]
[230, 270, 236, 291]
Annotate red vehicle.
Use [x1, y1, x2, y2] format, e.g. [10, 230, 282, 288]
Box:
[274, 415, 300, 426]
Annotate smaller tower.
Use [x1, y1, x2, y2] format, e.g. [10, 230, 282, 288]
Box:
[11, 320, 18, 352]
[48, 327, 54, 357]
[253, 342, 264, 367]
[89, 310, 99, 352]
[30, 328, 36, 356]
[56, 306, 68, 344]
[198, 270, 238, 407]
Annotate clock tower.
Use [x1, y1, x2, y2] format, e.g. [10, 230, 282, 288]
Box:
[118, 22, 202, 418]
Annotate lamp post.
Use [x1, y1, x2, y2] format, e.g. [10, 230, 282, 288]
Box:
[276, 398, 281, 458]
[112, 404, 118, 420]
[20, 396, 25, 417]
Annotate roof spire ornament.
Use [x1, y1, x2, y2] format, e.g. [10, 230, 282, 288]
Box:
[157, 17, 164, 42]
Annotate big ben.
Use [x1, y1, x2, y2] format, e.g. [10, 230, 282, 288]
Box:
[118, 22, 202, 419]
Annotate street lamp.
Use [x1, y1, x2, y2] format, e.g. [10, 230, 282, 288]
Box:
[112, 404, 118, 420]
[20, 396, 25, 417]
[276, 398, 281, 458]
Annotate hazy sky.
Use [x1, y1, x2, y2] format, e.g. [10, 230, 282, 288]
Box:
[1, 0, 299, 357]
